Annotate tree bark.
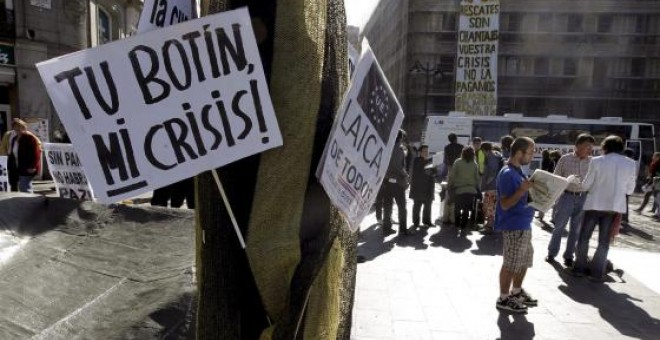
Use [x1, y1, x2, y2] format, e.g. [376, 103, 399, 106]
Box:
[196, 1, 356, 339]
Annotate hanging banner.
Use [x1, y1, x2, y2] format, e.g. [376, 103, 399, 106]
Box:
[43, 143, 94, 200]
[455, 0, 499, 115]
[138, 0, 195, 34]
[317, 41, 404, 231]
[36, 8, 282, 204]
[0, 156, 8, 192]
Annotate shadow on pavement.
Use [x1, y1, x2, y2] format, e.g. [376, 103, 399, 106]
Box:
[619, 223, 654, 240]
[553, 264, 660, 339]
[471, 233, 502, 256]
[394, 226, 429, 250]
[356, 223, 395, 263]
[497, 313, 535, 340]
[428, 224, 472, 253]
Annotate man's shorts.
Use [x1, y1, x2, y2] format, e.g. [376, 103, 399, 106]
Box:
[502, 229, 533, 273]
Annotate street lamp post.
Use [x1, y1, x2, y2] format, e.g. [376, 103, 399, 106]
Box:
[410, 61, 444, 117]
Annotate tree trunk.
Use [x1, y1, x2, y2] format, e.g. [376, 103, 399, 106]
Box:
[195, 1, 356, 339]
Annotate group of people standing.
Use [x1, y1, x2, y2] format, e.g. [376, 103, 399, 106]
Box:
[372, 129, 642, 315]
[496, 134, 637, 313]
[0, 118, 42, 193]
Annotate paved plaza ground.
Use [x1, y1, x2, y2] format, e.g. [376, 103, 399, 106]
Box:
[351, 192, 660, 340]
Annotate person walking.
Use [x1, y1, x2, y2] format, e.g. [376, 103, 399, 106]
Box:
[382, 130, 410, 236]
[570, 135, 636, 281]
[441, 133, 464, 224]
[409, 145, 435, 228]
[473, 137, 486, 175]
[536, 150, 556, 222]
[546, 134, 595, 267]
[495, 137, 538, 313]
[481, 142, 503, 233]
[9, 119, 42, 193]
[635, 152, 660, 214]
[500, 135, 514, 161]
[450, 147, 480, 229]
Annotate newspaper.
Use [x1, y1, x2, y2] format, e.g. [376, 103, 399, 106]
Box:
[528, 170, 575, 213]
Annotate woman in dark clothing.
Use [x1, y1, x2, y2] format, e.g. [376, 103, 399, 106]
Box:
[409, 145, 435, 228]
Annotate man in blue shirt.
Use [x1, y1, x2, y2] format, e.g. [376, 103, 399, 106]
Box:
[495, 137, 537, 313]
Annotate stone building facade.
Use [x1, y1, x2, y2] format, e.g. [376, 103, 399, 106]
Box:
[363, 0, 660, 140]
[0, 0, 142, 140]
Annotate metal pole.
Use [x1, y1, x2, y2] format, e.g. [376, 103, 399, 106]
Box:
[424, 62, 430, 117]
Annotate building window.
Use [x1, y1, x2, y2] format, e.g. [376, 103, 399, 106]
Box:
[649, 58, 660, 77]
[97, 6, 112, 45]
[635, 15, 647, 34]
[564, 59, 577, 76]
[631, 58, 645, 77]
[506, 56, 521, 75]
[567, 14, 583, 33]
[597, 15, 613, 33]
[535, 58, 549, 76]
[443, 13, 456, 31]
[507, 13, 521, 32]
[439, 55, 454, 74]
[538, 13, 553, 32]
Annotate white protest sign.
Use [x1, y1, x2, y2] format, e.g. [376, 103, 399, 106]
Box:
[455, 0, 499, 115]
[0, 156, 8, 192]
[317, 42, 404, 231]
[37, 8, 282, 204]
[138, 0, 195, 34]
[44, 143, 94, 200]
[26, 117, 49, 143]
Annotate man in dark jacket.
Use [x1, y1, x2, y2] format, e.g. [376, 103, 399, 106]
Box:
[382, 130, 410, 236]
[409, 145, 435, 228]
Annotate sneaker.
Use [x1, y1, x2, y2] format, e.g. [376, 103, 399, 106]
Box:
[545, 255, 556, 263]
[496, 295, 528, 313]
[512, 289, 538, 306]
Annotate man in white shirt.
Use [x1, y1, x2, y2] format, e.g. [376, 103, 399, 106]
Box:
[570, 135, 636, 281]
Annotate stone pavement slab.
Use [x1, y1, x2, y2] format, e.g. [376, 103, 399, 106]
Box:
[352, 193, 660, 340]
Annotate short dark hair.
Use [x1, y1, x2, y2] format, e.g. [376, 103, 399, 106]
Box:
[396, 129, 406, 143]
[472, 137, 482, 144]
[461, 146, 475, 162]
[575, 133, 595, 146]
[419, 144, 429, 152]
[481, 142, 492, 152]
[500, 135, 514, 150]
[601, 135, 624, 154]
[448, 133, 457, 143]
[511, 137, 535, 157]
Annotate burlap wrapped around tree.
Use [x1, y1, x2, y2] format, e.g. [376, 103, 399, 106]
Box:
[196, 1, 357, 339]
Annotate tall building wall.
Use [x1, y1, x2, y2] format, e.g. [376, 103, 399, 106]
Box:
[364, 0, 660, 141]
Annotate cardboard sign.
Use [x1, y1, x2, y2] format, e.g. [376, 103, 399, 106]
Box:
[37, 8, 282, 203]
[0, 156, 8, 192]
[455, 0, 499, 115]
[44, 143, 94, 200]
[317, 42, 404, 230]
[138, 0, 195, 34]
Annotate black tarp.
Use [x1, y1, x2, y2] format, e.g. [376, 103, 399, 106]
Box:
[0, 194, 196, 339]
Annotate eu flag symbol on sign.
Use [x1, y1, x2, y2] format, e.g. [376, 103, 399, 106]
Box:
[357, 63, 398, 144]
